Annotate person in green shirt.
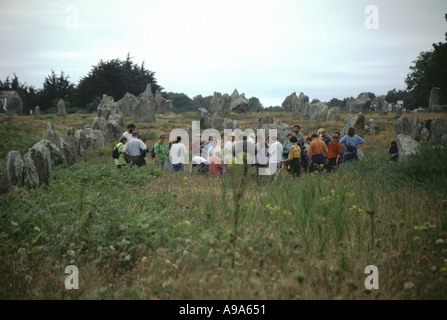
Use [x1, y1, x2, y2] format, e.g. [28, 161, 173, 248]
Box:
[154, 135, 168, 169]
[114, 136, 128, 169]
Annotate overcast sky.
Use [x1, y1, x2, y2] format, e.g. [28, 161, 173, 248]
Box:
[1, 0, 446, 107]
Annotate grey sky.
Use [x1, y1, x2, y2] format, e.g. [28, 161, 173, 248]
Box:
[1, 0, 446, 107]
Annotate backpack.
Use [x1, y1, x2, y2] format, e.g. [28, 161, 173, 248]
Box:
[149, 144, 156, 158]
[112, 144, 121, 159]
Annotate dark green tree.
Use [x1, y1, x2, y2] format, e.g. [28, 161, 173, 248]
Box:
[248, 97, 264, 111]
[385, 89, 415, 109]
[75, 54, 163, 109]
[39, 70, 76, 111]
[405, 14, 447, 106]
[165, 92, 197, 113]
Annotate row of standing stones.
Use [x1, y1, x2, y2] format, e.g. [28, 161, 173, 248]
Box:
[2, 87, 446, 193]
[2, 84, 173, 193]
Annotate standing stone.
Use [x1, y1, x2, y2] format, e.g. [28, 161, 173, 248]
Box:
[298, 92, 310, 115]
[230, 95, 249, 113]
[352, 113, 366, 137]
[46, 123, 62, 150]
[395, 116, 411, 136]
[25, 140, 63, 186]
[74, 129, 86, 157]
[310, 102, 329, 121]
[369, 118, 377, 135]
[260, 121, 291, 144]
[154, 90, 171, 114]
[117, 92, 137, 114]
[23, 153, 39, 189]
[326, 107, 341, 122]
[341, 115, 353, 137]
[133, 84, 157, 123]
[421, 128, 430, 142]
[57, 99, 66, 116]
[411, 110, 421, 141]
[396, 134, 420, 159]
[224, 118, 234, 130]
[441, 134, 447, 143]
[62, 128, 78, 167]
[198, 108, 211, 129]
[5, 92, 23, 114]
[34, 106, 41, 119]
[83, 127, 105, 150]
[233, 120, 240, 130]
[376, 96, 388, 115]
[211, 112, 223, 131]
[209, 92, 223, 115]
[429, 117, 447, 143]
[281, 92, 299, 113]
[258, 115, 274, 128]
[104, 113, 124, 141]
[221, 94, 231, 113]
[347, 93, 371, 114]
[395, 105, 402, 119]
[7, 151, 24, 187]
[429, 87, 440, 109]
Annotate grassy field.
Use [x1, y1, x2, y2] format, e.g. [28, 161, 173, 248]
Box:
[1, 110, 447, 300]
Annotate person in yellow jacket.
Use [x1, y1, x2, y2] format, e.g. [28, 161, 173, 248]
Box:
[114, 136, 128, 169]
[280, 136, 301, 177]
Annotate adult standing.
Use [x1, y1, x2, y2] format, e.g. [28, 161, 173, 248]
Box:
[267, 135, 283, 176]
[293, 125, 306, 173]
[317, 128, 332, 146]
[114, 136, 128, 169]
[123, 124, 136, 141]
[292, 125, 305, 149]
[282, 133, 293, 173]
[339, 127, 365, 162]
[171, 136, 187, 173]
[122, 131, 148, 167]
[309, 133, 328, 173]
[154, 135, 168, 169]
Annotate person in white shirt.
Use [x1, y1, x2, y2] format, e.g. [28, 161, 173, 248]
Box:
[267, 135, 283, 176]
[170, 136, 187, 173]
[123, 124, 136, 141]
[122, 131, 148, 167]
[224, 133, 236, 165]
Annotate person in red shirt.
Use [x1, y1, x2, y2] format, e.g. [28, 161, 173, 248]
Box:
[209, 151, 225, 176]
[327, 133, 342, 171]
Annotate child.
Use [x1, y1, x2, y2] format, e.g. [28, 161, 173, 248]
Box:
[388, 141, 399, 162]
[280, 136, 301, 177]
[302, 137, 312, 174]
[327, 134, 342, 171]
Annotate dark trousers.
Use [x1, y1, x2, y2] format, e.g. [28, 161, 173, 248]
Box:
[130, 156, 146, 167]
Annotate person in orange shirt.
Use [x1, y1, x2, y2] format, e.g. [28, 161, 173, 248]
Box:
[327, 134, 342, 171]
[308, 133, 328, 173]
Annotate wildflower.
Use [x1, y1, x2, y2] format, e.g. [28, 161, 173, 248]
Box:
[435, 239, 445, 245]
[414, 226, 419, 231]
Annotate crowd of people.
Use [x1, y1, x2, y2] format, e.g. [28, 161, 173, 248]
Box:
[113, 122, 399, 176]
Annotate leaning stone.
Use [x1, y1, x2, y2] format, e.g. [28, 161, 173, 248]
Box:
[347, 93, 371, 114]
[429, 117, 447, 142]
[396, 134, 420, 159]
[395, 116, 411, 136]
[7, 151, 24, 187]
